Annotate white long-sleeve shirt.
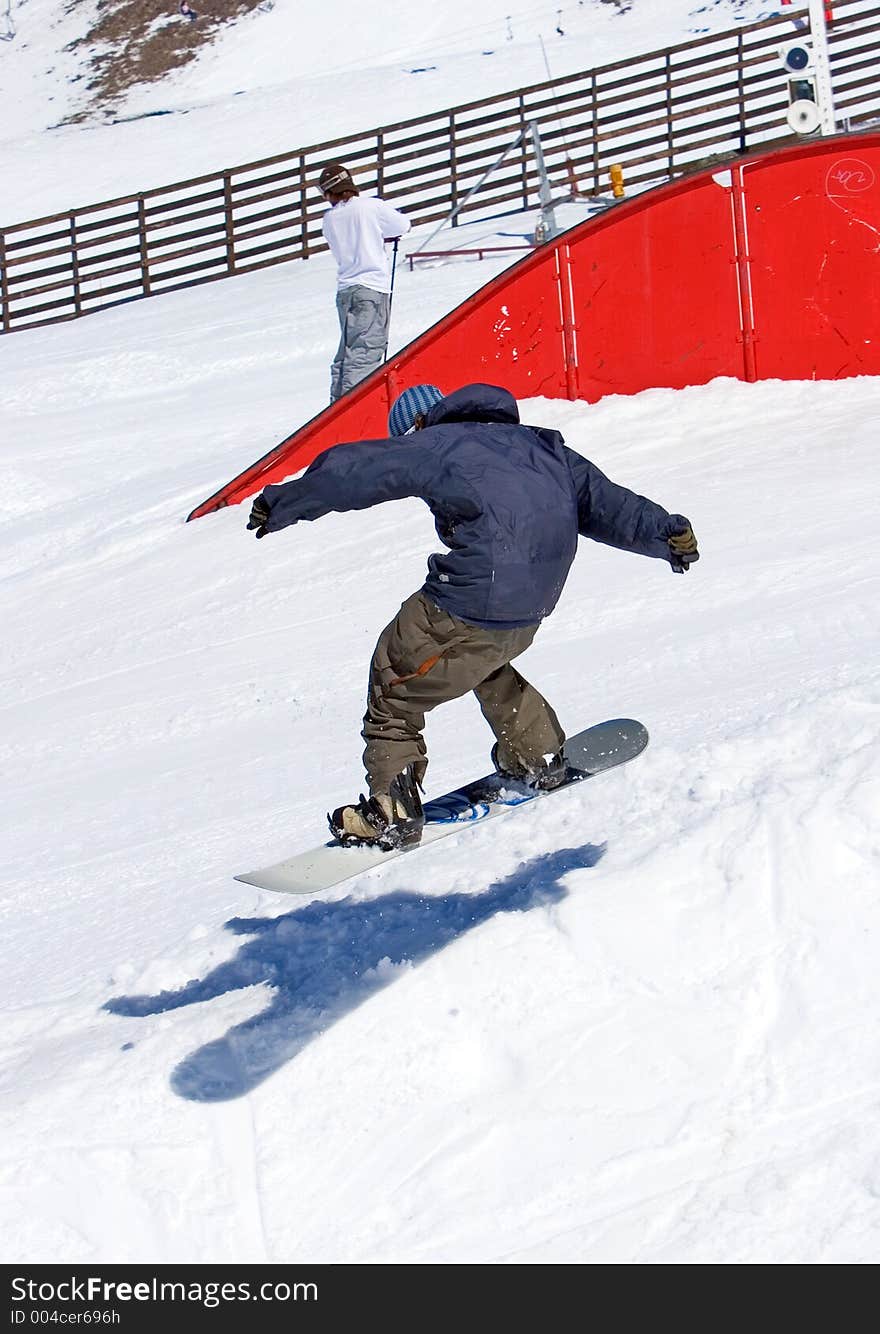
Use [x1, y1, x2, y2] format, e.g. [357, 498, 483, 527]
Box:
[321, 195, 411, 294]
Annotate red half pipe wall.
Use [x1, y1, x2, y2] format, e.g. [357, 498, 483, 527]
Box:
[187, 133, 880, 522]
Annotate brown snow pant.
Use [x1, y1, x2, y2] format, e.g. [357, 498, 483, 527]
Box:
[362, 591, 565, 794]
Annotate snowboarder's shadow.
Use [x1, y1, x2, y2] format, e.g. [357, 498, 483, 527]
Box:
[104, 842, 605, 1102]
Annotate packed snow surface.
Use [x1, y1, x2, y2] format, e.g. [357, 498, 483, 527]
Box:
[1, 0, 878, 1266]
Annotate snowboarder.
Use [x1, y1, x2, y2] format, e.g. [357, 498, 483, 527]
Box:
[318, 162, 411, 403]
[246, 382, 699, 848]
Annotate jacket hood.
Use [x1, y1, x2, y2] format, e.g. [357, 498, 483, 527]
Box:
[424, 383, 520, 429]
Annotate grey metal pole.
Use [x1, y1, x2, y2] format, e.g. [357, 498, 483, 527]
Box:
[384, 237, 400, 363]
[528, 121, 557, 241]
[412, 128, 528, 254]
[389, 237, 399, 312]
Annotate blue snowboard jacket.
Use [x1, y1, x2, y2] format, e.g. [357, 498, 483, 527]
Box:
[260, 383, 690, 629]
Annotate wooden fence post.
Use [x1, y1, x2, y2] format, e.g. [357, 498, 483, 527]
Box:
[519, 96, 529, 208]
[69, 216, 82, 316]
[0, 230, 9, 332]
[449, 112, 458, 227]
[737, 30, 747, 154]
[300, 155, 310, 260]
[665, 53, 675, 177]
[591, 72, 600, 195]
[137, 197, 151, 297]
[224, 172, 236, 273]
[225, 173, 238, 274]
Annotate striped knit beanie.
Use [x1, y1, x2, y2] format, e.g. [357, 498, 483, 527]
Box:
[388, 384, 444, 436]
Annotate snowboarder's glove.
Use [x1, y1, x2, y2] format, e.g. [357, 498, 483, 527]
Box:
[247, 494, 271, 539]
[668, 523, 699, 572]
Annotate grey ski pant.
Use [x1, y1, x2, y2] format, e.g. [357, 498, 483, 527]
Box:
[330, 284, 390, 402]
[362, 591, 565, 794]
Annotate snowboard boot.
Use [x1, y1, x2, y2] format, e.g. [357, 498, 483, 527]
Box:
[328, 764, 425, 850]
[491, 742, 568, 792]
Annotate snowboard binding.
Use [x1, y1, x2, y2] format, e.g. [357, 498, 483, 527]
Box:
[328, 765, 424, 850]
[490, 743, 569, 792]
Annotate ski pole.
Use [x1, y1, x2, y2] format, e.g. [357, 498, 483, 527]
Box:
[384, 237, 400, 363]
[389, 237, 399, 317]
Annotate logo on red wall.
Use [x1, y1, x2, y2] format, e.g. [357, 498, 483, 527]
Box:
[825, 158, 880, 245]
[826, 158, 875, 197]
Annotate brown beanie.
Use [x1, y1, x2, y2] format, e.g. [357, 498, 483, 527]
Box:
[318, 162, 358, 195]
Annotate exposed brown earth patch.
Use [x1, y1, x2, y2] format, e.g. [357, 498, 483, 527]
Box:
[62, 0, 268, 120]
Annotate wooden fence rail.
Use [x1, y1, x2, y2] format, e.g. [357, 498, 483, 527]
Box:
[2, 0, 878, 334]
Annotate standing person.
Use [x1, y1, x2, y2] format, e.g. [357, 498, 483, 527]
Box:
[246, 382, 699, 848]
[318, 162, 411, 403]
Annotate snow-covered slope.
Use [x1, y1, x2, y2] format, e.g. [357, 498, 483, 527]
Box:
[1, 230, 879, 1261]
[1, 0, 878, 1269]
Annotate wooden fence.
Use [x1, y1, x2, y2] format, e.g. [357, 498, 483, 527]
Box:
[2, 0, 879, 335]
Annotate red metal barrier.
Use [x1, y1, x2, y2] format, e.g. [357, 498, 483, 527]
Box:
[745, 147, 880, 378]
[187, 132, 880, 522]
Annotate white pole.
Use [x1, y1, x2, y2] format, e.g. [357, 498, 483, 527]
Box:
[808, 0, 837, 135]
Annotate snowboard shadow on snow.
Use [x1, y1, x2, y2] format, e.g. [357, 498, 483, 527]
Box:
[104, 842, 605, 1102]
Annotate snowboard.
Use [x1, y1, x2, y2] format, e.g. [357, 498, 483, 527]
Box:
[235, 718, 648, 896]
